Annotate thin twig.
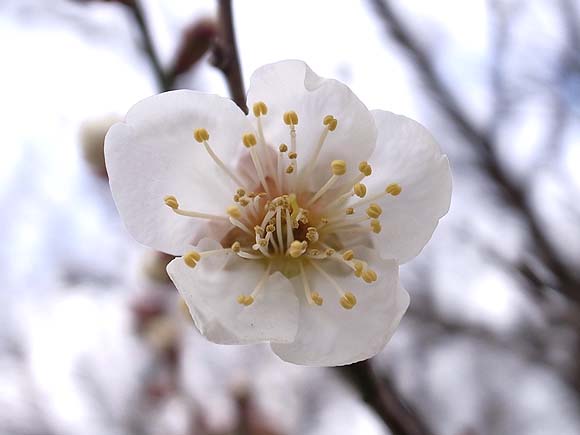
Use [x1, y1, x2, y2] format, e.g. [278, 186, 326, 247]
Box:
[212, 0, 248, 113]
[370, 0, 580, 303]
[129, 0, 173, 91]
[339, 360, 435, 435]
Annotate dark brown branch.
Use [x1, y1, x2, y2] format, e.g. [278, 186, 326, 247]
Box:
[212, 0, 248, 114]
[129, 0, 173, 91]
[339, 360, 435, 435]
[370, 0, 580, 303]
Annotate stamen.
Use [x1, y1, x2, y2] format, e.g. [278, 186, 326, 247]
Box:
[183, 251, 201, 268]
[229, 217, 253, 235]
[354, 183, 367, 198]
[288, 240, 307, 258]
[299, 262, 318, 305]
[243, 133, 271, 195]
[227, 205, 242, 219]
[301, 115, 337, 185]
[339, 292, 357, 310]
[278, 144, 287, 192]
[350, 183, 403, 209]
[238, 262, 272, 306]
[275, 207, 284, 252]
[342, 250, 354, 261]
[366, 203, 382, 219]
[193, 128, 246, 188]
[386, 183, 402, 196]
[362, 269, 378, 283]
[164, 196, 229, 221]
[285, 208, 294, 246]
[252, 101, 268, 117]
[306, 160, 347, 206]
[309, 260, 357, 309]
[283, 111, 299, 184]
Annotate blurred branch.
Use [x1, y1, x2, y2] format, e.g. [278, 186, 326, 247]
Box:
[128, 0, 173, 91]
[339, 360, 435, 435]
[211, 0, 248, 114]
[369, 0, 580, 304]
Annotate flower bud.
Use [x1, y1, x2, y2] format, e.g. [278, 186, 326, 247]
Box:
[171, 19, 218, 78]
[79, 114, 120, 178]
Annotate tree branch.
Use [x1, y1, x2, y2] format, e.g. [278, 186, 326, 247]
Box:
[211, 0, 248, 114]
[339, 360, 435, 435]
[370, 0, 580, 303]
[128, 0, 173, 91]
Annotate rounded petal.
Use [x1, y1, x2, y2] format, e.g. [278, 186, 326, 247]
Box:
[365, 110, 452, 263]
[246, 60, 376, 190]
[167, 239, 299, 345]
[105, 90, 254, 255]
[271, 248, 408, 366]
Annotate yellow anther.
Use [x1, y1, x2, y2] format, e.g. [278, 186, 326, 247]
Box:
[252, 101, 268, 117]
[325, 248, 335, 257]
[308, 249, 320, 256]
[370, 219, 382, 234]
[242, 133, 257, 148]
[353, 261, 364, 277]
[386, 183, 402, 196]
[346, 207, 355, 215]
[237, 295, 254, 306]
[367, 269, 378, 282]
[239, 198, 250, 207]
[164, 195, 179, 209]
[254, 225, 264, 236]
[236, 188, 246, 196]
[227, 205, 242, 219]
[193, 128, 209, 143]
[231, 241, 241, 253]
[362, 270, 377, 283]
[323, 115, 338, 131]
[289, 240, 306, 258]
[279, 143, 288, 153]
[366, 203, 382, 219]
[288, 151, 298, 159]
[266, 224, 275, 233]
[233, 194, 240, 202]
[358, 161, 372, 176]
[342, 250, 354, 261]
[183, 251, 201, 268]
[311, 292, 324, 306]
[331, 160, 347, 176]
[320, 217, 329, 225]
[283, 110, 299, 126]
[306, 229, 319, 242]
[286, 165, 294, 174]
[354, 183, 367, 198]
[340, 292, 357, 309]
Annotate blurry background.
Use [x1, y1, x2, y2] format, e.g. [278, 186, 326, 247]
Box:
[1, 0, 579, 434]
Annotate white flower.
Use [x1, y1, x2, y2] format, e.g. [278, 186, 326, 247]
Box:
[105, 60, 452, 366]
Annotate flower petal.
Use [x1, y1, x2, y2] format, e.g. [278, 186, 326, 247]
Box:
[246, 60, 377, 190]
[167, 239, 299, 345]
[105, 90, 254, 255]
[271, 248, 408, 366]
[365, 110, 452, 263]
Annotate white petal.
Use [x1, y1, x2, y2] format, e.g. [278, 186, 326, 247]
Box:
[246, 60, 376, 190]
[271, 248, 408, 366]
[167, 239, 299, 345]
[365, 110, 452, 263]
[105, 90, 254, 255]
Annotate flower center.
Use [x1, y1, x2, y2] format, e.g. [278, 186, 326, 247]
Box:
[164, 102, 403, 309]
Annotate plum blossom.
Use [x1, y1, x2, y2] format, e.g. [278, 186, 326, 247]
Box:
[104, 60, 452, 366]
